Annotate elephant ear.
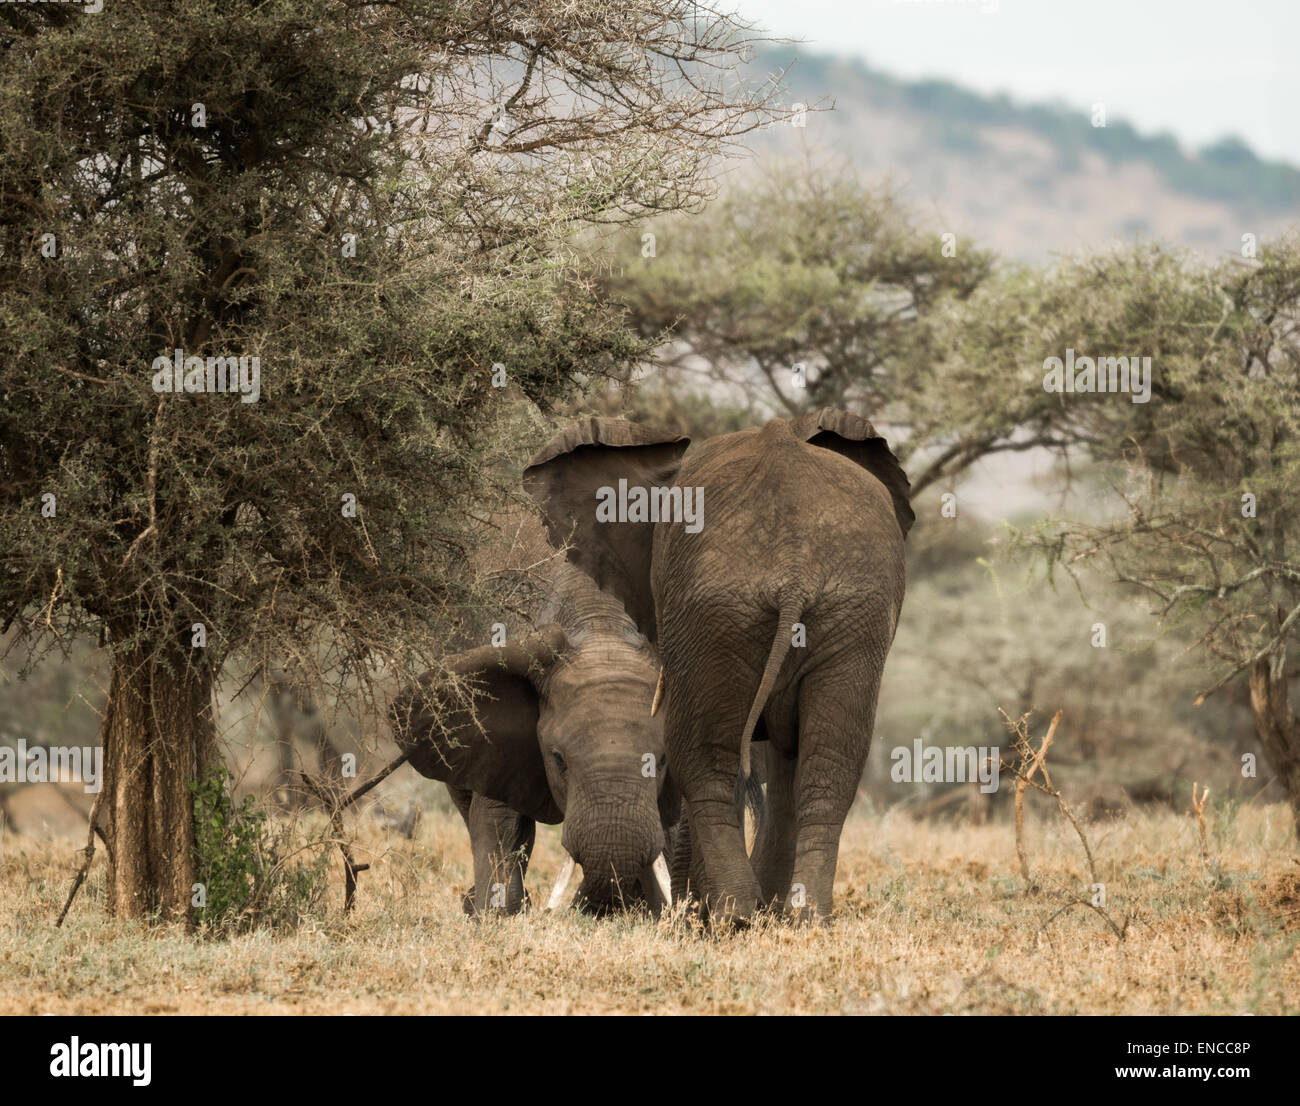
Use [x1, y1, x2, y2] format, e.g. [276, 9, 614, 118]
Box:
[389, 627, 566, 824]
[523, 418, 689, 642]
[789, 407, 915, 538]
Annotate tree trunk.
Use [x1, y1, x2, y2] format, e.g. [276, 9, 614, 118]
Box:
[101, 646, 217, 921]
[1248, 652, 1300, 839]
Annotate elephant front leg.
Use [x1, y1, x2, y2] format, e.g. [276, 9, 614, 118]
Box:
[466, 794, 536, 915]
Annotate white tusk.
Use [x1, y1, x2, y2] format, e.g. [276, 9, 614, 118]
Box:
[650, 670, 664, 717]
[545, 853, 577, 911]
[651, 852, 672, 907]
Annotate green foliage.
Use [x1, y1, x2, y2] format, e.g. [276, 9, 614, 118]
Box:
[190, 766, 328, 935]
[0, 0, 781, 720]
[598, 159, 993, 422]
[584, 381, 753, 441]
[988, 235, 1300, 683]
[874, 511, 1246, 807]
[924, 233, 1300, 824]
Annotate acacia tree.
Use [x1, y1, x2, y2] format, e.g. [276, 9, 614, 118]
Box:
[600, 162, 1214, 498]
[597, 161, 994, 446]
[0, 0, 781, 920]
[947, 238, 1300, 833]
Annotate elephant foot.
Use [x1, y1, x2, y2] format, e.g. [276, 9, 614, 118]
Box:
[786, 903, 832, 927]
[461, 886, 530, 916]
[701, 885, 760, 931]
[707, 911, 754, 934]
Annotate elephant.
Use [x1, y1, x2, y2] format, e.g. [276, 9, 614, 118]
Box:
[389, 435, 692, 916]
[521, 408, 913, 923]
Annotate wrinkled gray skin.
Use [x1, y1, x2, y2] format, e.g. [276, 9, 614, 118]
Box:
[522, 409, 912, 924]
[390, 516, 679, 916]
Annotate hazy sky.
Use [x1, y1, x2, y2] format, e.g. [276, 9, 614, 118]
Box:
[737, 0, 1300, 164]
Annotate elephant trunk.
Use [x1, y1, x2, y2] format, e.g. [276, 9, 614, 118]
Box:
[561, 776, 665, 913]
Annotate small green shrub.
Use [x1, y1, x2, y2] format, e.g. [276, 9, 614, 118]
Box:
[190, 767, 329, 936]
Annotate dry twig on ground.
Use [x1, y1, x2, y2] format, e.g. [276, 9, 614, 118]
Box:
[295, 751, 409, 912]
[999, 709, 1133, 940]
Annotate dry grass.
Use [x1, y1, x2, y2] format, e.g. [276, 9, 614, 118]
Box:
[2, 798, 1298, 1015]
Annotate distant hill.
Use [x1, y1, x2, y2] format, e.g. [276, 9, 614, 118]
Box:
[746, 46, 1300, 260]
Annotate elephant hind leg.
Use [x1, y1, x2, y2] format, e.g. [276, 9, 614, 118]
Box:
[668, 810, 697, 902]
[674, 792, 758, 926]
[665, 720, 760, 921]
[787, 660, 880, 922]
[665, 681, 764, 925]
[752, 744, 798, 908]
[661, 608, 774, 924]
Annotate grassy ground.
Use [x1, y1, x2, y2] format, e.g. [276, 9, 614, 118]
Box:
[1, 798, 1297, 1015]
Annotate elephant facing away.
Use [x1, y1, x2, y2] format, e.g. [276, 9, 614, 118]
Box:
[524, 409, 912, 923]
[390, 431, 693, 916]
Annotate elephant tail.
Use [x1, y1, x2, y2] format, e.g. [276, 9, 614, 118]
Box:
[738, 596, 802, 779]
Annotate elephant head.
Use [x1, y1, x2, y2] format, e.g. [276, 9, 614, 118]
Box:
[392, 421, 693, 912]
[390, 618, 675, 912]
